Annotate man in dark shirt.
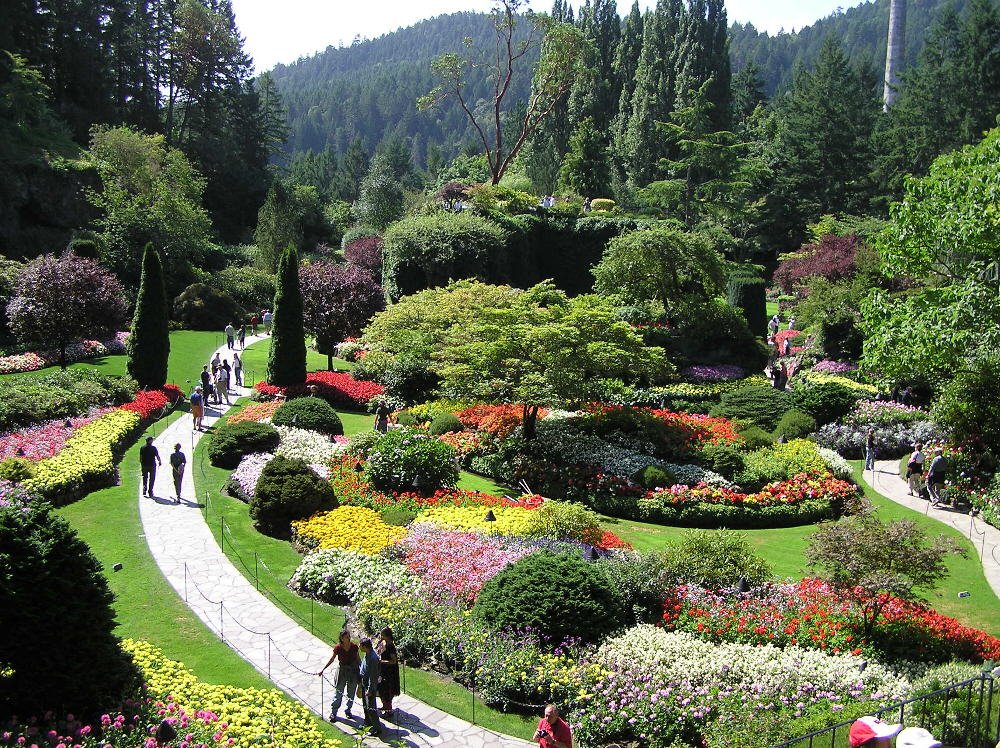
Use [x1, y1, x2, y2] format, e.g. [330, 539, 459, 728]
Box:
[139, 437, 161, 497]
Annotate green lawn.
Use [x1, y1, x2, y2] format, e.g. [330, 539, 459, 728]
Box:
[600, 461, 1000, 637]
[239, 337, 354, 388]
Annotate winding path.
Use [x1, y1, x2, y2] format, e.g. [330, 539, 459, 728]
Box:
[868, 460, 1000, 599]
[139, 336, 533, 748]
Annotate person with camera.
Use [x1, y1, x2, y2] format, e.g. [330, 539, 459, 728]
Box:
[534, 704, 572, 748]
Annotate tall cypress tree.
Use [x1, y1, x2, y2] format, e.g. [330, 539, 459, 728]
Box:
[267, 246, 307, 387]
[126, 243, 169, 389]
[610, 0, 645, 195]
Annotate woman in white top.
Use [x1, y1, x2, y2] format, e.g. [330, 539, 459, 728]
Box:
[906, 442, 925, 496]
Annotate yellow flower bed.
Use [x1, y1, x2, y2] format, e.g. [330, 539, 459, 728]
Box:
[25, 409, 141, 499]
[801, 370, 879, 395]
[291, 505, 406, 554]
[418, 505, 537, 536]
[123, 639, 341, 748]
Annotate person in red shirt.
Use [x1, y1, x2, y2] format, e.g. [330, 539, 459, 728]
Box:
[534, 704, 572, 748]
[318, 630, 361, 721]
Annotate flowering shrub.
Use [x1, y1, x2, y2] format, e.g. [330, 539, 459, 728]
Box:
[813, 359, 860, 374]
[680, 364, 746, 381]
[365, 427, 459, 493]
[816, 446, 854, 482]
[842, 399, 929, 428]
[254, 370, 383, 409]
[0, 408, 114, 462]
[291, 505, 406, 553]
[394, 524, 538, 605]
[273, 426, 346, 465]
[226, 400, 282, 424]
[435, 429, 486, 460]
[0, 332, 128, 375]
[288, 548, 419, 605]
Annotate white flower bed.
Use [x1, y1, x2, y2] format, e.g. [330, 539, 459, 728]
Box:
[274, 425, 346, 466]
[288, 548, 420, 605]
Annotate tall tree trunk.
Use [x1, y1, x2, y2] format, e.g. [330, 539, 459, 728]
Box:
[883, 0, 907, 110]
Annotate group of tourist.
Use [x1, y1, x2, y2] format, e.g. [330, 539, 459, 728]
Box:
[317, 627, 400, 737]
[766, 312, 800, 390]
[224, 322, 247, 350]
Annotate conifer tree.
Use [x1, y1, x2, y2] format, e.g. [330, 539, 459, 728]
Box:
[610, 1, 645, 195]
[558, 117, 610, 196]
[255, 180, 300, 273]
[126, 243, 170, 389]
[266, 246, 307, 387]
[731, 61, 767, 126]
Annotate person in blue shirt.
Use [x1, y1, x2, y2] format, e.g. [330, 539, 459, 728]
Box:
[358, 638, 382, 736]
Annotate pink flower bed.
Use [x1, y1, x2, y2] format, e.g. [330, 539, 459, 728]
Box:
[0, 408, 115, 461]
[680, 364, 745, 382]
[395, 524, 538, 606]
[0, 332, 129, 375]
[812, 359, 859, 374]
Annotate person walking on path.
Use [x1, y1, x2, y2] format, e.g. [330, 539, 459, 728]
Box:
[237, 324, 246, 350]
[358, 638, 382, 736]
[534, 704, 572, 748]
[928, 447, 948, 506]
[250, 314, 259, 335]
[169, 444, 186, 503]
[865, 429, 877, 471]
[139, 437, 161, 497]
[190, 386, 204, 430]
[216, 365, 230, 404]
[225, 323, 235, 350]
[373, 401, 392, 433]
[200, 365, 211, 397]
[262, 309, 273, 335]
[318, 630, 360, 722]
[376, 627, 400, 719]
[906, 442, 926, 496]
[233, 352, 243, 387]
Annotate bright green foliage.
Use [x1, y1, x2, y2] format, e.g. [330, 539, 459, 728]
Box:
[272, 397, 344, 436]
[211, 266, 276, 313]
[592, 226, 726, 313]
[709, 385, 791, 431]
[88, 126, 215, 298]
[354, 153, 404, 231]
[473, 551, 626, 644]
[773, 408, 818, 441]
[0, 491, 138, 718]
[366, 427, 459, 494]
[126, 244, 169, 388]
[661, 529, 772, 589]
[932, 354, 1000, 454]
[737, 439, 829, 490]
[557, 118, 610, 198]
[428, 413, 463, 435]
[788, 380, 860, 426]
[207, 421, 280, 469]
[635, 464, 677, 489]
[251, 456, 337, 538]
[876, 126, 1000, 281]
[0, 369, 135, 431]
[434, 285, 670, 438]
[266, 246, 307, 387]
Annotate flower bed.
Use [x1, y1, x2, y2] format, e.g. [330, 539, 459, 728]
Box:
[0, 408, 114, 461]
[226, 400, 282, 424]
[289, 547, 420, 605]
[291, 504, 407, 553]
[119, 384, 183, 420]
[456, 404, 547, 439]
[273, 425, 347, 464]
[680, 364, 746, 381]
[841, 399, 929, 428]
[816, 420, 944, 459]
[812, 359, 860, 375]
[253, 371, 383, 409]
[0, 332, 128, 375]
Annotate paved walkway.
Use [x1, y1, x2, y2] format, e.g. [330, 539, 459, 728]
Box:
[868, 460, 1000, 599]
[139, 337, 533, 748]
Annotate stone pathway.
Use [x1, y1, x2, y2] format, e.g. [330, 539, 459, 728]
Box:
[139, 337, 534, 748]
[868, 460, 1000, 599]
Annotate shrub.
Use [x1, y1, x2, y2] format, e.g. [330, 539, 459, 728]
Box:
[710, 386, 791, 431]
[932, 354, 1000, 455]
[661, 529, 773, 589]
[429, 413, 464, 435]
[207, 421, 279, 469]
[726, 273, 767, 338]
[211, 265, 276, 312]
[0, 457, 35, 482]
[0, 485, 138, 718]
[737, 439, 829, 491]
[340, 225, 380, 250]
[126, 244, 169, 389]
[366, 427, 459, 493]
[0, 368, 136, 431]
[382, 357, 441, 405]
[773, 234, 861, 294]
[635, 464, 677, 489]
[394, 410, 422, 426]
[250, 455, 337, 537]
[590, 198, 615, 212]
[699, 443, 746, 478]
[346, 431, 382, 459]
[773, 408, 818, 440]
[788, 381, 860, 426]
[172, 283, 244, 330]
[473, 551, 626, 643]
[667, 299, 769, 372]
[600, 551, 676, 623]
[271, 397, 343, 436]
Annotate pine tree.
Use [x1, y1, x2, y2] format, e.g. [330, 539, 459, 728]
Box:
[266, 246, 307, 387]
[126, 243, 170, 389]
[610, 0, 645, 195]
[558, 117, 610, 196]
[731, 60, 767, 126]
[337, 137, 370, 202]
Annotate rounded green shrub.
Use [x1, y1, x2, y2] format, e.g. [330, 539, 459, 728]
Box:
[428, 413, 463, 435]
[251, 456, 337, 537]
[661, 529, 773, 589]
[0, 487, 139, 718]
[710, 386, 791, 431]
[172, 283, 244, 330]
[366, 427, 459, 493]
[0, 457, 36, 482]
[773, 408, 818, 440]
[737, 425, 774, 450]
[394, 410, 422, 427]
[788, 381, 859, 426]
[473, 551, 626, 644]
[346, 430, 382, 459]
[699, 443, 746, 479]
[272, 397, 344, 436]
[208, 421, 279, 468]
[634, 464, 677, 489]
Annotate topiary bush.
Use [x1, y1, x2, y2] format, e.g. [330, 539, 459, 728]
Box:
[737, 425, 774, 450]
[271, 397, 344, 436]
[788, 381, 860, 426]
[428, 413, 463, 435]
[250, 456, 337, 537]
[172, 283, 244, 330]
[699, 443, 746, 479]
[473, 551, 626, 644]
[726, 271, 767, 338]
[634, 464, 677, 489]
[710, 386, 791, 431]
[366, 427, 459, 494]
[208, 421, 279, 468]
[773, 408, 818, 441]
[0, 483, 139, 719]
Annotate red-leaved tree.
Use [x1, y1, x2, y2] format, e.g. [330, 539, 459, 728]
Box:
[299, 261, 385, 371]
[342, 236, 383, 280]
[6, 254, 128, 368]
[774, 234, 861, 294]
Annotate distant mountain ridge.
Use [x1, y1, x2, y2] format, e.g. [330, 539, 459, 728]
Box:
[270, 0, 967, 162]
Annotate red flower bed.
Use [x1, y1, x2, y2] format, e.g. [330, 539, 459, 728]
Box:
[664, 578, 1000, 662]
[645, 472, 857, 509]
[773, 329, 803, 348]
[648, 409, 742, 446]
[456, 404, 548, 439]
[119, 386, 184, 420]
[254, 371, 383, 409]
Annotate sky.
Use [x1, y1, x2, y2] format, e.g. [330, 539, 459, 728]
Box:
[231, 0, 865, 72]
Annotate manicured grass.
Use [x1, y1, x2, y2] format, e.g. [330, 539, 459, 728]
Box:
[600, 461, 1000, 637]
[240, 337, 353, 387]
[339, 409, 374, 436]
[458, 470, 515, 496]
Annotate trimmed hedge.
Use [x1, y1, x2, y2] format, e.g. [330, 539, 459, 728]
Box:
[271, 397, 343, 436]
[428, 413, 463, 435]
[207, 421, 279, 469]
[773, 408, 818, 440]
[630, 498, 836, 528]
[788, 381, 860, 426]
[250, 456, 337, 537]
[710, 386, 791, 431]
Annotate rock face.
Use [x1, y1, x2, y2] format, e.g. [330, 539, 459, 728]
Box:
[0, 159, 97, 259]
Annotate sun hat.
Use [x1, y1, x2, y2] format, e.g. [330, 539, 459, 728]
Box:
[896, 727, 942, 748]
[849, 716, 903, 747]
